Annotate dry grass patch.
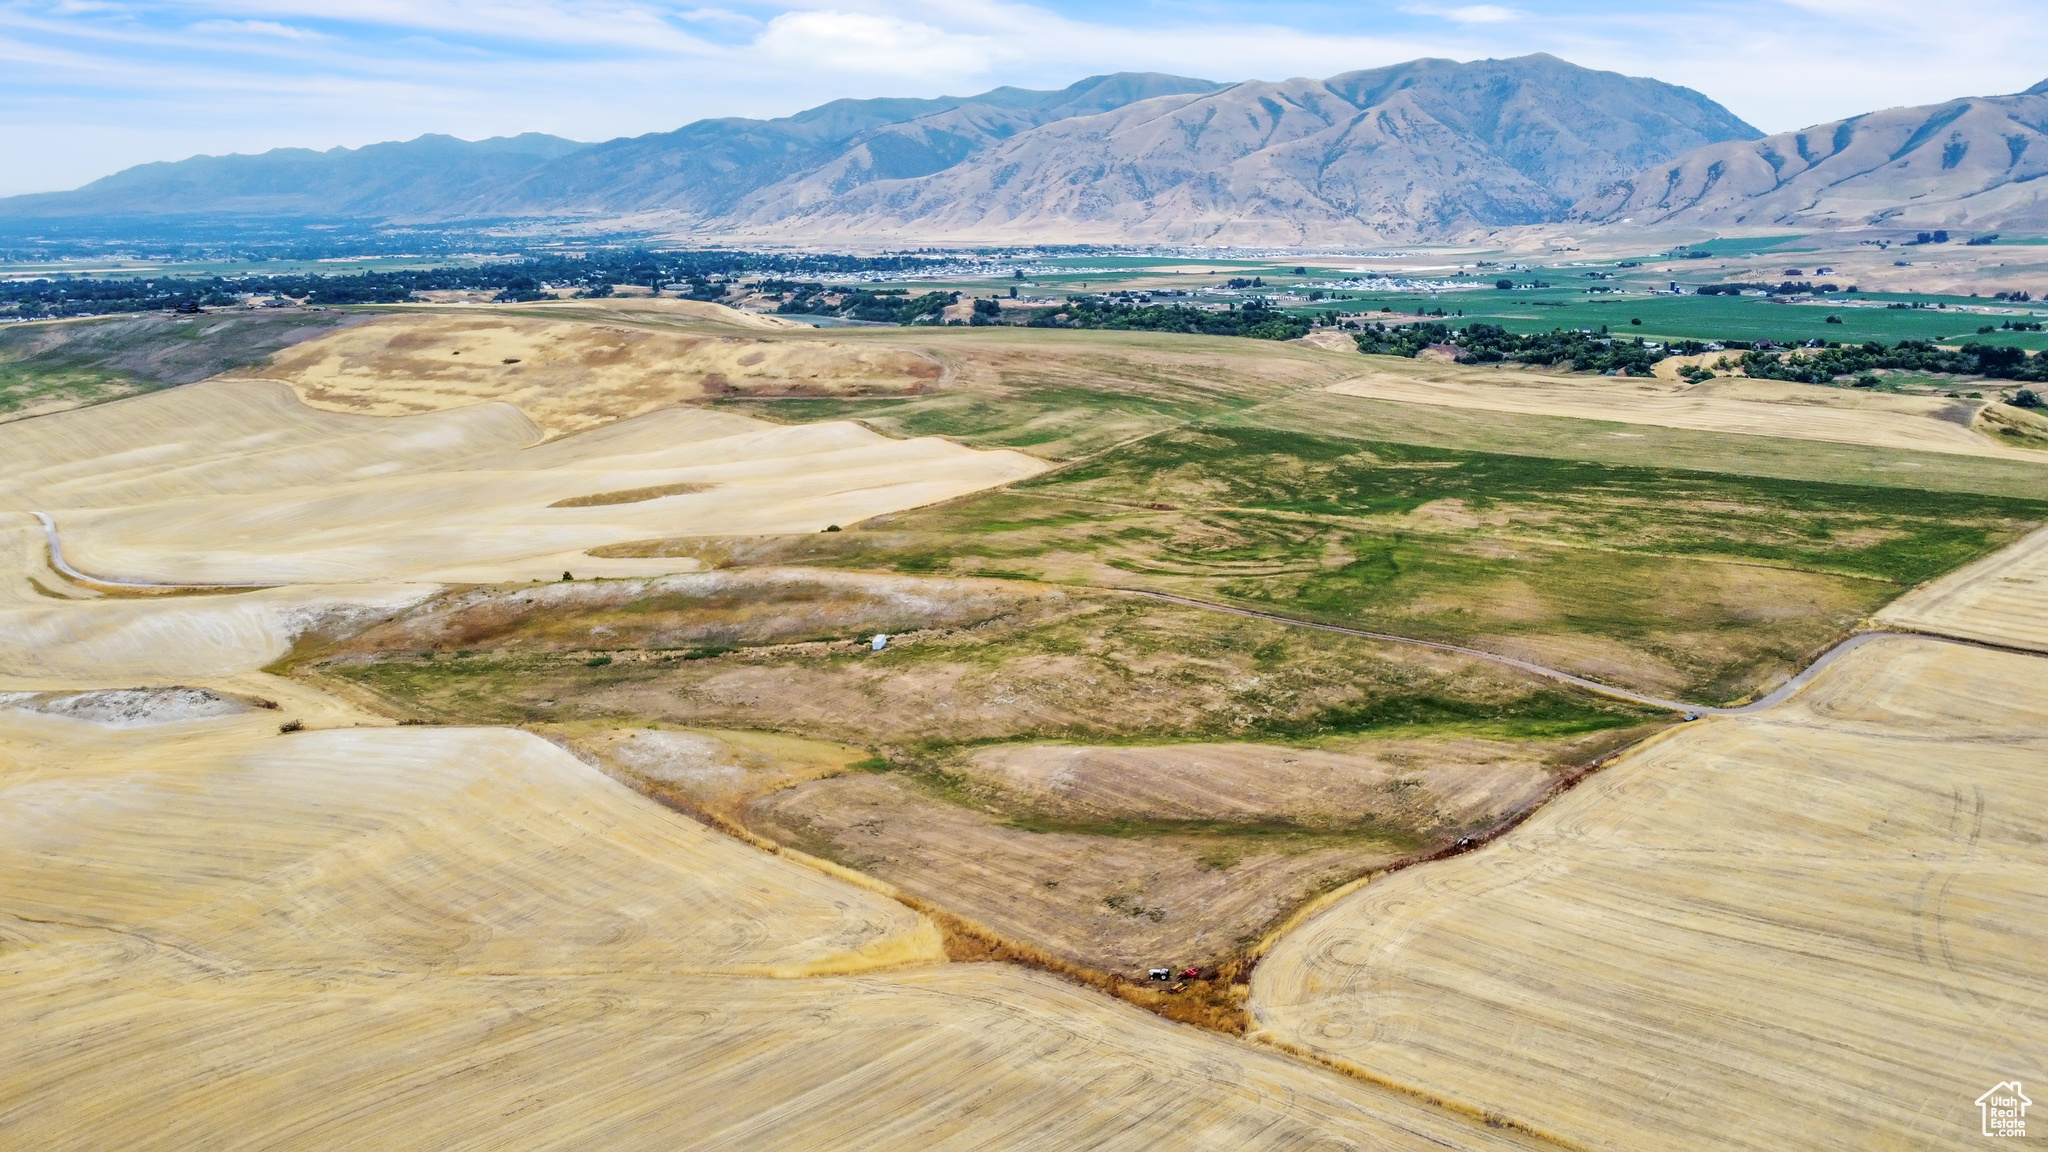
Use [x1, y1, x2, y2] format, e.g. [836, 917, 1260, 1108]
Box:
[0, 581, 434, 687]
[1977, 400, 2048, 449]
[312, 584, 1654, 747]
[0, 309, 363, 424]
[317, 568, 1042, 659]
[742, 727, 1653, 978]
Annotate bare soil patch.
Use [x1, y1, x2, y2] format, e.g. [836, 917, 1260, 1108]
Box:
[549, 481, 715, 507]
[0, 686, 252, 726]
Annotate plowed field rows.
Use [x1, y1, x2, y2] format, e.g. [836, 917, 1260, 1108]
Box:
[1877, 526, 2048, 651]
[1251, 636, 2048, 1151]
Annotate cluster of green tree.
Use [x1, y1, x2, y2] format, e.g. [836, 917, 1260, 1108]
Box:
[1739, 340, 2048, 384]
[1694, 281, 1846, 296]
[774, 285, 958, 323]
[0, 249, 952, 318]
[1352, 322, 1667, 375]
[1025, 297, 1309, 340]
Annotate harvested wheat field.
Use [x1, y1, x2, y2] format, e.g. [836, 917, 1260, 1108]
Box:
[244, 311, 943, 436]
[0, 715, 933, 974]
[1327, 359, 2038, 459]
[4, 956, 1552, 1151]
[1877, 525, 2048, 651]
[1251, 635, 2048, 1151]
[3, 379, 1042, 585]
[0, 673, 1553, 1150]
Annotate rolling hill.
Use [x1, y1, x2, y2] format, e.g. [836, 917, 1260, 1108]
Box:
[1576, 80, 2048, 231]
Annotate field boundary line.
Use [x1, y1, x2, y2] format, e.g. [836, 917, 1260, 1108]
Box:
[1111, 588, 2044, 715]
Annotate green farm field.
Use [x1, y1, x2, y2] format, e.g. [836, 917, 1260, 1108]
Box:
[700, 327, 2048, 705]
[789, 423, 2043, 704]
[1302, 289, 2048, 348]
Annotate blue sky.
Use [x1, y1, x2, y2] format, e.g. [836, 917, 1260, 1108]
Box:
[4, 0, 2046, 195]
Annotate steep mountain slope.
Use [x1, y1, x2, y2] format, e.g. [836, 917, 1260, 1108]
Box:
[469, 72, 1222, 219]
[0, 134, 589, 219]
[736, 54, 1760, 244]
[1576, 81, 2048, 230]
[0, 74, 1219, 225]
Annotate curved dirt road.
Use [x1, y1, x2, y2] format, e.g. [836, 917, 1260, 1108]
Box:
[31, 510, 272, 590]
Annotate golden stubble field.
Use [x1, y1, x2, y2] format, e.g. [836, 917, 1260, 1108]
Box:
[1250, 634, 2048, 1151]
[1877, 525, 2048, 651]
[5, 374, 1043, 585]
[0, 694, 1563, 1151]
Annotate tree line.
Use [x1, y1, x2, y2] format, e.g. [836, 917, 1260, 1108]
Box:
[1352, 321, 2048, 383]
[1024, 297, 1310, 340]
[0, 251, 949, 319]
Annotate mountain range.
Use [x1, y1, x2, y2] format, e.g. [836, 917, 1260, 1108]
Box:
[1575, 80, 2048, 232]
[0, 132, 589, 221]
[732, 54, 1759, 244]
[7, 56, 2045, 243]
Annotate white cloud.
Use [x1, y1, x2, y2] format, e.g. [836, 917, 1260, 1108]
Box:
[756, 10, 996, 78]
[1403, 4, 1524, 24]
[189, 19, 321, 38]
[675, 6, 758, 30]
[1447, 5, 1521, 23]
